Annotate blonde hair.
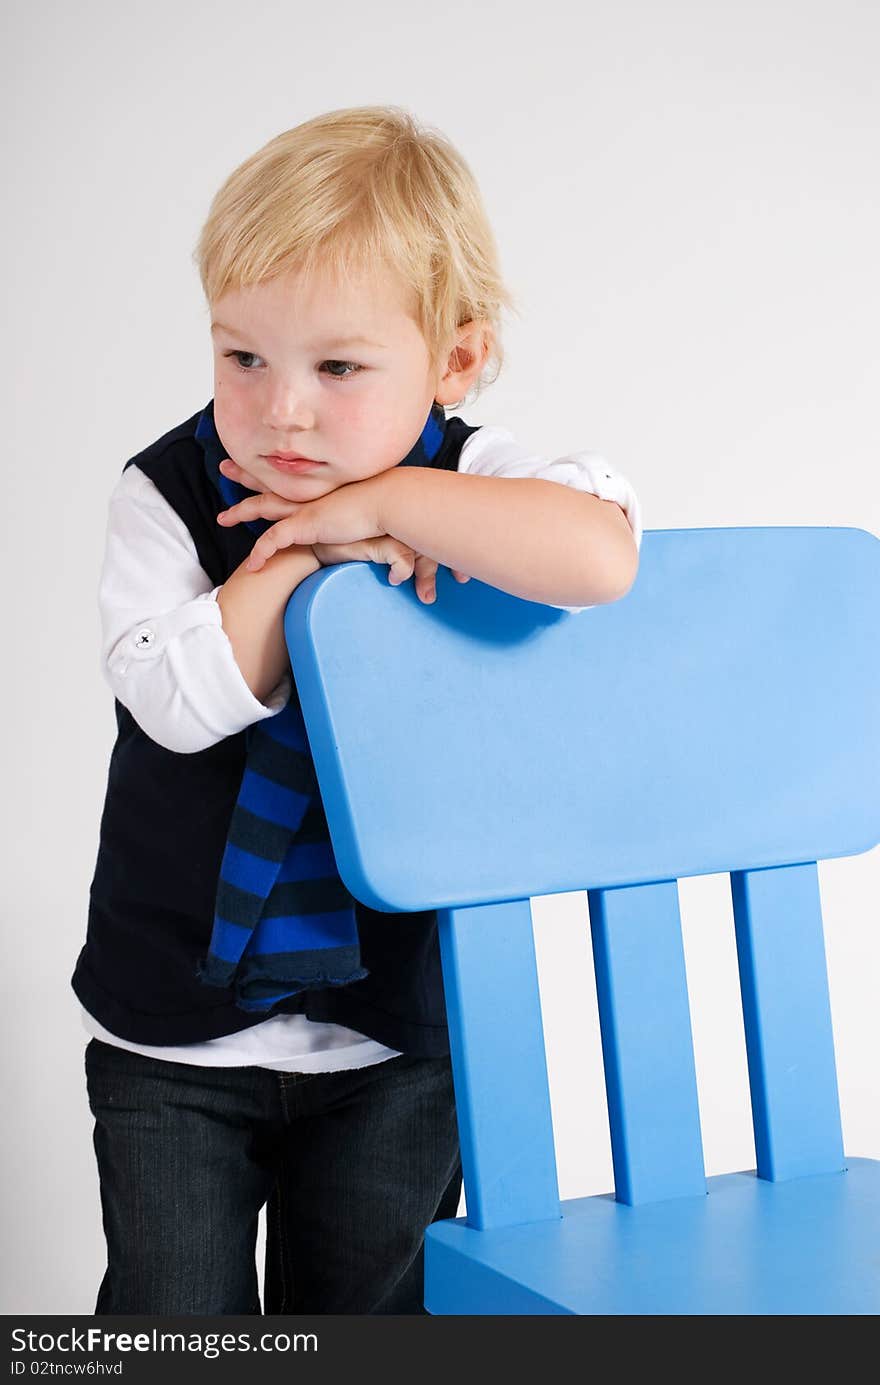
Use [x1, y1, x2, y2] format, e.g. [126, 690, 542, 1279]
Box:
[192, 105, 518, 403]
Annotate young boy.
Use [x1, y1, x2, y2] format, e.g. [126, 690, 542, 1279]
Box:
[73, 105, 642, 1315]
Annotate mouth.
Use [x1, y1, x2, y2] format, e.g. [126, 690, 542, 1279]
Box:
[263, 453, 326, 474]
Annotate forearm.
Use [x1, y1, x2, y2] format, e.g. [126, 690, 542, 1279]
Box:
[217, 544, 321, 703]
[375, 468, 638, 607]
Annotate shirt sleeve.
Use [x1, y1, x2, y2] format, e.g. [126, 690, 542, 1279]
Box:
[457, 426, 643, 613]
[99, 464, 291, 754]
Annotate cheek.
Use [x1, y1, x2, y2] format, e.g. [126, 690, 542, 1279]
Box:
[332, 392, 372, 431]
[213, 379, 253, 440]
[346, 392, 405, 441]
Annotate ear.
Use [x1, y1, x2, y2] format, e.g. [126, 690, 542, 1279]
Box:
[434, 321, 491, 406]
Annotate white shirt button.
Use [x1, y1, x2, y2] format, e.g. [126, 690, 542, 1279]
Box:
[134, 627, 156, 650]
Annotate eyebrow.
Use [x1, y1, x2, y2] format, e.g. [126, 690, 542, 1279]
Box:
[210, 322, 387, 349]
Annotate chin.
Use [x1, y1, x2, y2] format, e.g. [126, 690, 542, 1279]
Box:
[269, 473, 334, 499]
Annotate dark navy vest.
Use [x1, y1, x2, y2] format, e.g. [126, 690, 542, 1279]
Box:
[71, 403, 479, 1054]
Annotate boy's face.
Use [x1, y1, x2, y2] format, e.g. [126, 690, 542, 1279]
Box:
[210, 262, 442, 501]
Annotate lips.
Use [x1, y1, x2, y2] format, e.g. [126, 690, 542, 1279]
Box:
[264, 453, 325, 474]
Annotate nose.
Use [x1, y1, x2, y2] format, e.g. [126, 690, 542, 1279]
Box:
[262, 378, 315, 432]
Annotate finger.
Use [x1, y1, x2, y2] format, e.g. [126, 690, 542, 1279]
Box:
[218, 495, 301, 525]
[413, 554, 439, 604]
[386, 546, 416, 586]
[451, 570, 471, 583]
[245, 517, 303, 571]
[219, 457, 270, 494]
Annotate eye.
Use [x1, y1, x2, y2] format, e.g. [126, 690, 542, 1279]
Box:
[222, 351, 364, 380]
[321, 360, 364, 380]
[224, 351, 263, 371]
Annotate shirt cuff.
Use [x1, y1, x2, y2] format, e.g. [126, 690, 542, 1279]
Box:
[104, 587, 292, 751]
[525, 452, 643, 553]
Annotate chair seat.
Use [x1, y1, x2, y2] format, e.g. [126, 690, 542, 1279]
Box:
[424, 1157, 880, 1314]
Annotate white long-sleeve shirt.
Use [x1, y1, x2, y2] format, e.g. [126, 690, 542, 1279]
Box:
[81, 425, 643, 1072]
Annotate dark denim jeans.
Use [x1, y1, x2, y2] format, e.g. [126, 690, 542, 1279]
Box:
[84, 1037, 462, 1315]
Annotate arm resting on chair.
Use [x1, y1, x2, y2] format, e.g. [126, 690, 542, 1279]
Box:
[374, 467, 638, 608]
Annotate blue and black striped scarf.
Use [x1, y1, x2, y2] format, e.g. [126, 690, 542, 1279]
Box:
[193, 399, 448, 1013]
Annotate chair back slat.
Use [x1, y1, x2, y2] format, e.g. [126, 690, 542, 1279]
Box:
[731, 862, 845, 1180]
[589, 880, 706, 1204]
[437, 901, 560, 1229]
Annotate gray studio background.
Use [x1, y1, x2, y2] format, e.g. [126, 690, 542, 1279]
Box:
[3, 0, 878, 1314]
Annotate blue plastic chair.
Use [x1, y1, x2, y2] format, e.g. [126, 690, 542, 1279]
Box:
[284, 525, 880, 1315]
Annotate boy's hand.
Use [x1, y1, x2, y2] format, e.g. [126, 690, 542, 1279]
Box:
[216, 458, 386, 565]
[311, 538, 454, 605]
[216, 457, 470, 603]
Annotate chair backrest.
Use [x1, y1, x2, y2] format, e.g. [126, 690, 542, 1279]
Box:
[285, 527, 880, 1226]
